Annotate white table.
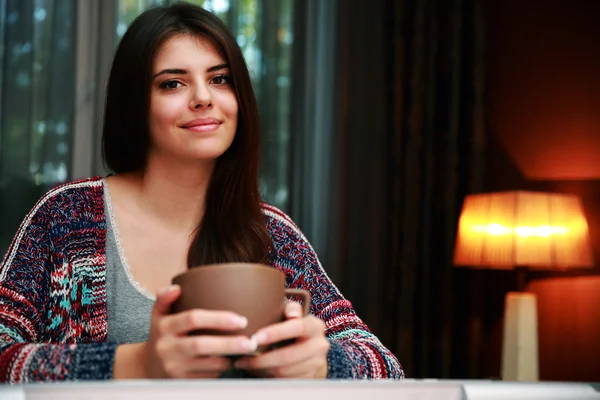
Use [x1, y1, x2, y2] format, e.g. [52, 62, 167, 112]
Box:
[0, 379, 598, 400]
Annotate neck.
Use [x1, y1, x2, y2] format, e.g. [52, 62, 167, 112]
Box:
[129, 155, 215, 232]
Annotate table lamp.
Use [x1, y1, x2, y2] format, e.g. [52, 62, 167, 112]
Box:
[453, 191, 593, 381]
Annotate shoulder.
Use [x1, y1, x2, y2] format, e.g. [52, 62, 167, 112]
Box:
[44, 176, 104, 203]
[261, 203, 305, 243]
[15, 176, 105, 235]
[0, 177, 106, 278]
[32, 176, 104, 218]
[261, 203, 318, 262]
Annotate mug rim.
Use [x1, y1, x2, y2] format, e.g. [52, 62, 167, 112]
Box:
[171, 262, 280, 282]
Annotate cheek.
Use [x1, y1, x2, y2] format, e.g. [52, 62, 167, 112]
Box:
[149, 96, 184, 130]
[212, 91, 238, 118]
[224, 95, 239, 121]
[232, 102, 239, 119]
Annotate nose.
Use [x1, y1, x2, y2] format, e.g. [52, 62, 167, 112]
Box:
[190, 82, 212, 110]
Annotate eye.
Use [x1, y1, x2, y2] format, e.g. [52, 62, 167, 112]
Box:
[159, 80, 182, 90]
[210, 75, 231, 86]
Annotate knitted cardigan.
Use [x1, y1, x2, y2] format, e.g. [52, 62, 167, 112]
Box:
[0, 176, 404, 382]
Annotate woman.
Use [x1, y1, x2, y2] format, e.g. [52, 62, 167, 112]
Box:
[0, 2, 404, 381]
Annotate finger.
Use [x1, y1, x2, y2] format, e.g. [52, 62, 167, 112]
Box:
[252, 316, 324, 347]
[183, 355, 233, 374]
[236, 336, 328, 370]
[252, 358, 324, 379]
[158, 309, 248, 336]
[162, 355, 232, 378]
[175, 335, 258, 356]
[284, 302, 304, 319]
[153, 285, 182, 316]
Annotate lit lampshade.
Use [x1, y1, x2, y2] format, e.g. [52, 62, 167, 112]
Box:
[453, 191, 593, 269]
[453, 190, 594, 382]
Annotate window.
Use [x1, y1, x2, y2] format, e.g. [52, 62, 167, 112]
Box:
[0, 0, 77, 255]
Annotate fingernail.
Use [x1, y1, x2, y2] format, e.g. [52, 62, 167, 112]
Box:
[238, 338, 257, 353]
[237, 316, 248, 329]
[252, 332, 268, 345]
[234, 359, 246, 369]
[157, 285, 178, 296]
[287, 310, 302, 318]
[249, 335, 258, 350]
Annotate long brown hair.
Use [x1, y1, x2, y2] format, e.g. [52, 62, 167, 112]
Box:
[101, 2, 273, 266]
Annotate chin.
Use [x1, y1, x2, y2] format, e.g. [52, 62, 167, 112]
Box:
[179, 141, 231, 159]
[187, 149, 230, 162]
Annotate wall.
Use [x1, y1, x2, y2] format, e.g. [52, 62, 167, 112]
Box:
[486, 0, 600, 181]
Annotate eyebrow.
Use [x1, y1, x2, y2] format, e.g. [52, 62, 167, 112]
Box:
[152, 63, 230, 79]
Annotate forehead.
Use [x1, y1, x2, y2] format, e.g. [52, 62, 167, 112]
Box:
[153, 34, 226, 70]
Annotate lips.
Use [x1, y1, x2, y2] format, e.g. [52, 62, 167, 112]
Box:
[181, 118, 222, 128]
[181, 118, 222, 133]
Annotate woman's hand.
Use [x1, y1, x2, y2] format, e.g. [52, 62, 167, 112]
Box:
[143, 285, 257, 379]
[233, 301, 330, 379]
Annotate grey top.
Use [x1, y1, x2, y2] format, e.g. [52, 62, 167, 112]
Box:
[105, 184, 154, 344]
[103, 183, 246, 378]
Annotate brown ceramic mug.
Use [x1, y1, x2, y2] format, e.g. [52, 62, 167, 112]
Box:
[170, 263, 310, 353]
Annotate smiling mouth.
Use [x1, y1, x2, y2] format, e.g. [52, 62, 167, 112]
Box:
[183, 123, 221, 133]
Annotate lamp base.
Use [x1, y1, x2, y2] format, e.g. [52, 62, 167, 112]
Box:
[501, 291, 539, 381]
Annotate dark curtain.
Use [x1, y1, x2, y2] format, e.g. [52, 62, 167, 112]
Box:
[330, 0, 488, 378]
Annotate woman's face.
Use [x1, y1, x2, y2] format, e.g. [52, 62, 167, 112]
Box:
[148, 34, 238, 164]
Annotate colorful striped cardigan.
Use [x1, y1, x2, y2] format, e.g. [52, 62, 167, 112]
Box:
[0, 176, 404, 382]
